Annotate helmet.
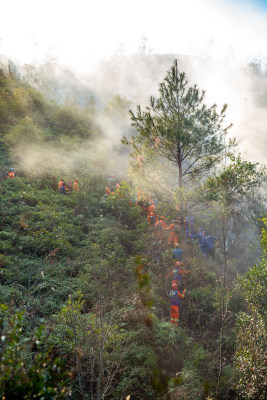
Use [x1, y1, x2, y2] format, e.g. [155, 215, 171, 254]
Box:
[176, 262, 181, 266]
[172, 283, 178, 290]
[10, 168, 14, 171]
[75, 178, 79, 181]
[161, 216, 164, 219]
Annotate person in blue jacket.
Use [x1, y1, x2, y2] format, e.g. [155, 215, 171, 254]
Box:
[189, 228, 206, 256]
[172, 244, 183, 261]
[201, 232, 219, 258]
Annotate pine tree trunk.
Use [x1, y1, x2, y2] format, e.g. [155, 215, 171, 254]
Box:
[177, 142, 183, 217]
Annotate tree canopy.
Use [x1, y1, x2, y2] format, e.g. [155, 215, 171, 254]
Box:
[123, 60, 234, 189]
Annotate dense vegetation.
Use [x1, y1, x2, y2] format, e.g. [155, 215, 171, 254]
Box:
[0, 63, 266, 400]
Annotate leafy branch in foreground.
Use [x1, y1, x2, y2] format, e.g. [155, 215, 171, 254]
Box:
[0, 304, 70, 399]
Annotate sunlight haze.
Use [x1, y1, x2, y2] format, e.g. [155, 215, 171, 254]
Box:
[1, 0, 267, 72]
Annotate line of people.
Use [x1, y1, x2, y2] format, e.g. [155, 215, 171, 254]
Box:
[136, 198, 220, 327]
[102, 181, 189, 327]
[5, 168, 81, 196]
[136, 195, 189, 327]
[103, 183, 219, 327]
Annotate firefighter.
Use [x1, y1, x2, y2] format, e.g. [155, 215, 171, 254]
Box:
[105, 186, 111, 195]
[7, 168, 15, 178]
[189, 228, 206, 257]
[172, 244, 183, 261]
[72, 178, 79, 191]
[155, 216, 168, 243]
[165, 261, 189, 285]
[168, 219, 180, 246]
[147, 202, 157, 225]
[189, 228, 204, 243]
[201, 233, 219, 258]
[169, 283, 186, 326]
[58, 179, 64, 191]
[58, 179, 69, 194]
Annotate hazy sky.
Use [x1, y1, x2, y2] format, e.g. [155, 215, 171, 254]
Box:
[1, 0, 267, 73]
[1, 0, 267, 163]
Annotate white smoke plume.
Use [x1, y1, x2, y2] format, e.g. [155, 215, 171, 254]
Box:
[1, 0, 267, 171]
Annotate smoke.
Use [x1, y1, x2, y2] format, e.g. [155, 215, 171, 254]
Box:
[1, 0, 267, 173]
[10, 51, 267, 180]
[78, 53, 267, 164]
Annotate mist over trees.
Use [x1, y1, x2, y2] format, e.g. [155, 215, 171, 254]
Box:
[124, 60, 233, 188]
[0, 56, 266, 400]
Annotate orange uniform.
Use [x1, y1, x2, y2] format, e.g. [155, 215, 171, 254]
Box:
[58, 180, 64, 190]
[170, 288, 186, 326]
[146, 204, 157, 224]
[168, 222, 180, 246]
[155, 217, 168, 242]
[7, 171, 15, 178]
[73, 181, 79, 191]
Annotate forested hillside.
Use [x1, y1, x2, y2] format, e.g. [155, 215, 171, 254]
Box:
[0, 62, 266, 400]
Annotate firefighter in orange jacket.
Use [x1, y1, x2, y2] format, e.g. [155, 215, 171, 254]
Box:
[168, 219, 180, 246]
[147, 203, 157, 225]
[169, 283, 186, 326]
[58, 179, 69, 194]
[155, 216, 168, 243]
[105, 186, 111, 195]
[58, 179, 64, 191]
[165, 261, 189, 285]
[7, 168, 15, 178]
[72, 178, 79, 191]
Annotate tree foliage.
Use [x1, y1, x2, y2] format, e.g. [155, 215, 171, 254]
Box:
[235, 219, 267, 399]
[0, 304, 70, 399]
[0, 62, 266, 400]
[123, 60, 234, 189]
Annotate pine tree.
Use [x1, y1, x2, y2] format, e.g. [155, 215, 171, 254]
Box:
[123, 60, 234, 190]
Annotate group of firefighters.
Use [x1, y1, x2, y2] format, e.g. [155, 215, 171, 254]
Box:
[105, 174, 121, 197]
[126, 186, 220, 327]
[104, 177, 191, 327]
[104, 176, 221, 327]
[6, 168, 80, 194]
[7, 168, 216, 327]
[57, 178, 80, 194]
[137, 198, 189, 326]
